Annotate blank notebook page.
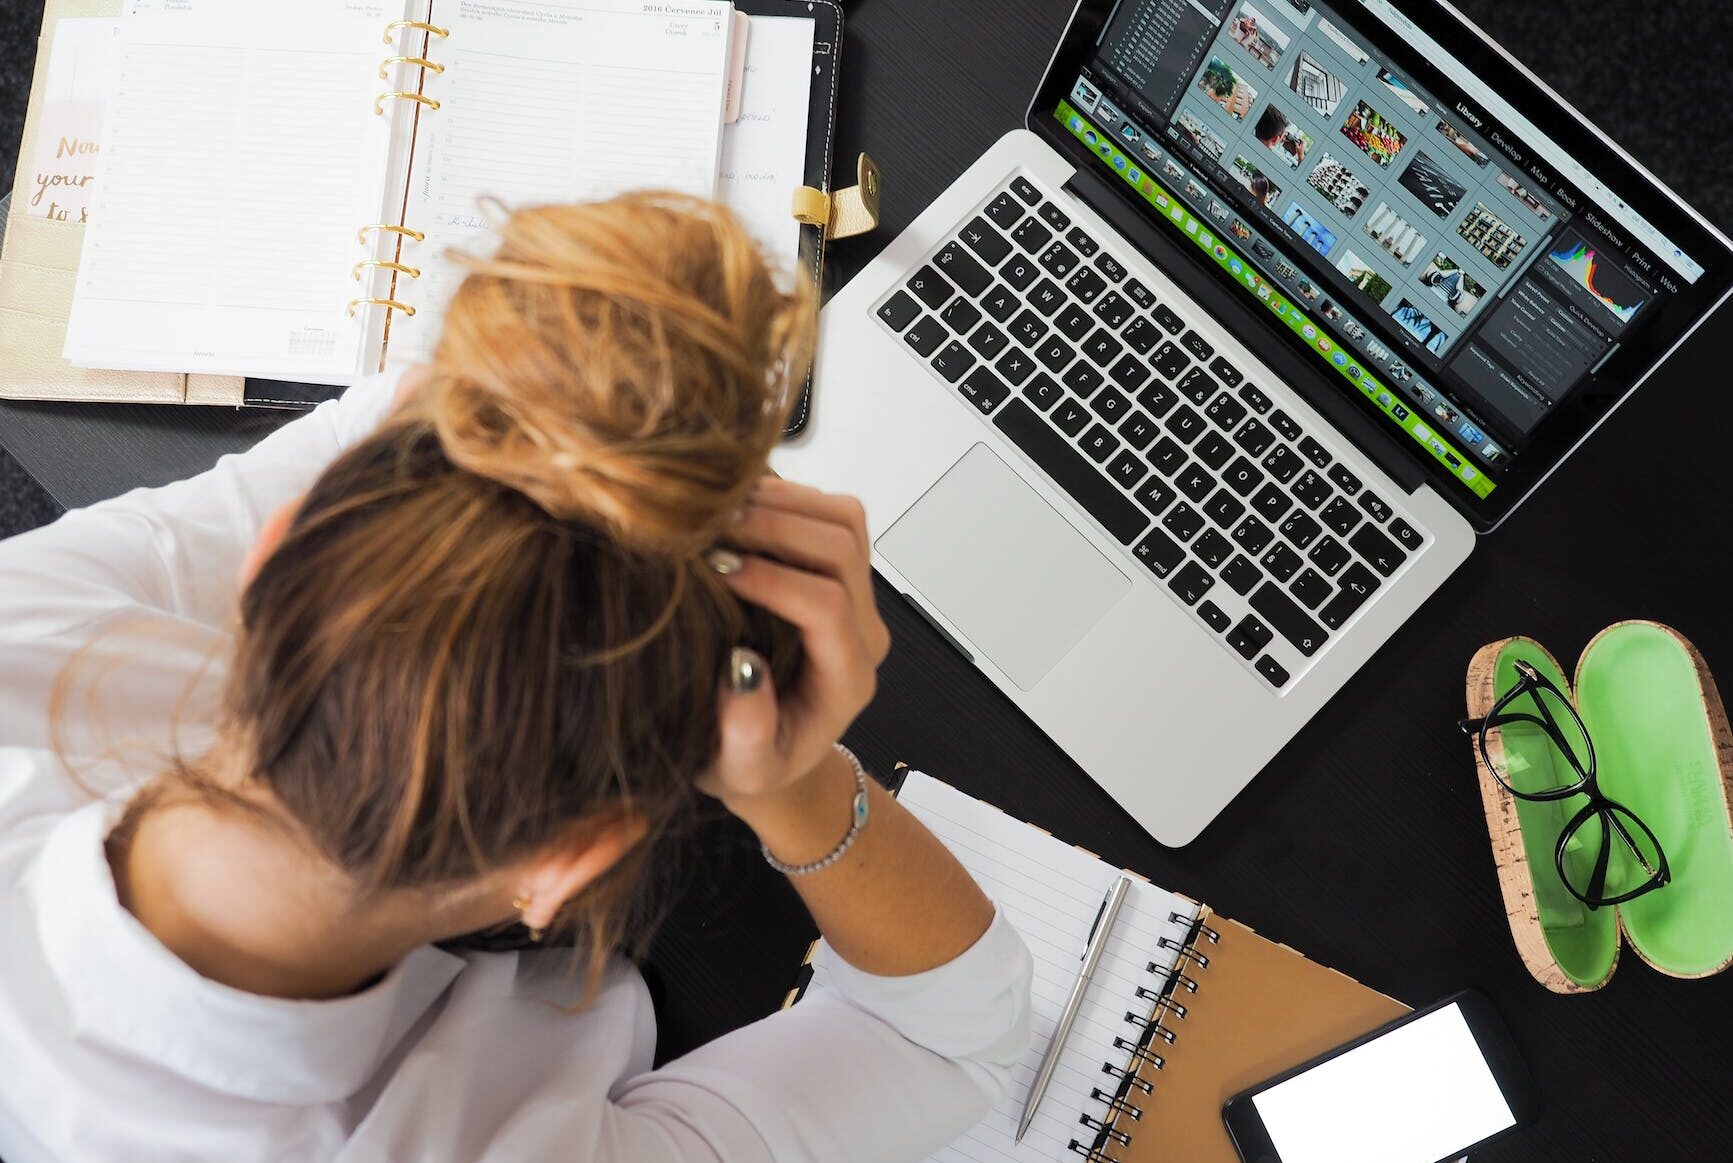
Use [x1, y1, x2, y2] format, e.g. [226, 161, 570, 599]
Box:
[810, 773, 1199, 1163]
[389, 0, 735, 363]
[64, 0, 399, 384]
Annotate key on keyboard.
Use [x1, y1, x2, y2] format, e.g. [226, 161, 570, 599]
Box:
[1124, 317, 1162, 354]
[905, 316, 945, 356]
[957, 367, 1010, 415]
[930, 340, 974, 383]
[984, 192, 1024, 230]
[1012, 217, 1051, 253]
[1056, 304, 1093, 341]
[1094, 292, 1135, 329]
[1169, 563, 1215, 606]
[960, 217, 1011, 264]
[934, 243, 990, 295]
[941, 297, 982, 334]
[1134, 529, 1185, 577]
[1320, 564, 1380, 629]
[992, 399, 1148, 545]
[1061, 362, 1102, 399]
[879, 291, 920, 331]
[1039, 241, 1079, 278]
[1227, 616, 1272, 659]
[1023, 374, 1062, 411]
[1067, 266, 1108, 304]
[1250, 584, 1327, 656]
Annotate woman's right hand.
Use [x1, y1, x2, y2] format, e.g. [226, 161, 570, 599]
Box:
[695, 477, 890, 816]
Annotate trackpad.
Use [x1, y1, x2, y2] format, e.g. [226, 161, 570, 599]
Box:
[877, 444, 1130, 691]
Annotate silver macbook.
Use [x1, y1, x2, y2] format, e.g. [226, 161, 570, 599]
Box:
[774, 0, 1733, 845]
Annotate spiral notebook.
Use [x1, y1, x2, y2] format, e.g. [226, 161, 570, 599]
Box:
[62, 0, 741, 386]
[791, 773, 1408, 1163]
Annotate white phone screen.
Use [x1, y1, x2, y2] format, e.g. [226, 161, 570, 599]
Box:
[1251, 1003, 1515, 1163]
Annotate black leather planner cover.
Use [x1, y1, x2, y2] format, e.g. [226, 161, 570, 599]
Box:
[738, 0, 844, 435]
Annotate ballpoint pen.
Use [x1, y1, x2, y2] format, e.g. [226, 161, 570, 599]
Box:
[1015, 873, 1134, 1144]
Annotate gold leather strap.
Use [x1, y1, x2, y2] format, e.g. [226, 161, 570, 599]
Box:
[791, 153, 882, 241]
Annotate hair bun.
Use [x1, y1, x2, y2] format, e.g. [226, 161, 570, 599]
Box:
[418, 193, 815, 555]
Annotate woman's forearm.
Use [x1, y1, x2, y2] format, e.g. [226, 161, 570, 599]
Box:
[725, 749, 994, 977]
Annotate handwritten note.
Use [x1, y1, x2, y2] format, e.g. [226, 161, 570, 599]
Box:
[28, 18, 120, 223]
[717, 15, 815, 279]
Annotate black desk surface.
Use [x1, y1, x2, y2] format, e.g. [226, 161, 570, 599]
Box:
[5, 2, 1731, 1158]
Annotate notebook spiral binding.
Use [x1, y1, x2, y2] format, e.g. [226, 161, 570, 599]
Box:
[349, 16, 450, 322]
[1067, 908, 1221, 1163]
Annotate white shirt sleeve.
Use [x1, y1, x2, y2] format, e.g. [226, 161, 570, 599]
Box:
[596, 909, 1033, 1163]
[0, 373, 400, 771]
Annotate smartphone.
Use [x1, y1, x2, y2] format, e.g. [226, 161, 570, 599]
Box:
[1222, 990, 1541, 1163]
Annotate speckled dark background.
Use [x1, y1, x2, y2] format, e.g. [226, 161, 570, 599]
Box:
[1, 0, 58, 537]
[1, 0, 1730, 538]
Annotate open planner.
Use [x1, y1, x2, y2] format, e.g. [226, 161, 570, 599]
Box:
[61, 0, 767, 385]
[796, 773, 1410, 1163]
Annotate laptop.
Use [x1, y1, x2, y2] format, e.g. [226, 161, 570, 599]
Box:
[773, 0, 1733, 845]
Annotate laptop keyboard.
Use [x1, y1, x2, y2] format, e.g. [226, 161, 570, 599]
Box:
[873, 173, 1431, 690]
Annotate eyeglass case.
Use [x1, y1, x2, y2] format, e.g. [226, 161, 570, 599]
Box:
[1465, 622, 1733, 993]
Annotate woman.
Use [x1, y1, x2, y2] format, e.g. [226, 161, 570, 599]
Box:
[0, 195, 1032, 1161]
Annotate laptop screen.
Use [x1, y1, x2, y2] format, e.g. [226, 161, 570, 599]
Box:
[1036, 0, 1731, 520]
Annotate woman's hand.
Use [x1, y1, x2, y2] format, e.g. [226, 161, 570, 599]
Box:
[697, 477, 890, 811]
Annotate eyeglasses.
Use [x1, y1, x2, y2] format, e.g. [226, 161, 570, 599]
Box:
[1459, 659, 1670, 910]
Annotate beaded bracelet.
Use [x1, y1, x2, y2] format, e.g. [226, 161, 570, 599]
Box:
[761, 744, 872, 877]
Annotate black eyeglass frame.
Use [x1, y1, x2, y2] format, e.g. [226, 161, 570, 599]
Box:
[1459, 660, 1671, 910]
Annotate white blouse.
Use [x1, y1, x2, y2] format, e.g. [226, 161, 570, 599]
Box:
[0, 372, 1034, 1163]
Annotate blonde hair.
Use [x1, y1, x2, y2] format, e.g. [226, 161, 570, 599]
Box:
[169, 193, 811, 983]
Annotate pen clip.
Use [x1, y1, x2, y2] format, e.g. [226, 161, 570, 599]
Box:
[1084, 890, 1112, 958]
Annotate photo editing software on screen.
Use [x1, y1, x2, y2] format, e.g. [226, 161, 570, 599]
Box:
[1059, 0, 1705, 501]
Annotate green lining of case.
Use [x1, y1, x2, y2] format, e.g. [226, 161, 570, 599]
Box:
[1495, 626, 1733, 987]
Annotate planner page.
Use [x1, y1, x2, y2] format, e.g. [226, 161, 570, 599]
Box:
[387, 0, 735, 363]
[807, 773, 1201, 1163]
[64, 0, 408, 384]
[716, 13, 814, 280]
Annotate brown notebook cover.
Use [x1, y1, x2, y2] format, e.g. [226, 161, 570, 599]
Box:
[1100, 912, 1407, 1163]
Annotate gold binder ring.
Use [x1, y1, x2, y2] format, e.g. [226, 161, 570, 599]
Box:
[358, 223, 426, 246]
[379, 56, 446, 79]
[352, 260, 423, 281]
[383, 19, 449, 43]
[348, 297, 417, 318]
[375, 92, 441, 116]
